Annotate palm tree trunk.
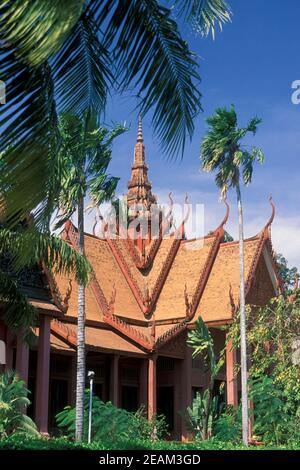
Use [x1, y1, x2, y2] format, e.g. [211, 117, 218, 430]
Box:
[75, 196, 86, 441]
[236, 179, 249, 446]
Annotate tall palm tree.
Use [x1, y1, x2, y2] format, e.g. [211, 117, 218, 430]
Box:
[200, 105, 264, 445]
[0, 0, 231, 230]
[56, 111, 126, 441]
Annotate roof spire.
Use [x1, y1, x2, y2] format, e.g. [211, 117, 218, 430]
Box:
[126, 115, 157, 211]
[137, 113, 143, 143]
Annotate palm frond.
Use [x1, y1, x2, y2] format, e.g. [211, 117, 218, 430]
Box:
[0, 269, 38, 342]
[0, 0, 84, 66]
[0, 60, 60, 229]
[173, 0, 231, 37]
[94, 0, 202, 157]
[0, 228, 91, 286]
[52, 13, 112, 115]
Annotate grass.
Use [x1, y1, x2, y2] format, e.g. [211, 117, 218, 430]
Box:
[1, 435, 300, 451]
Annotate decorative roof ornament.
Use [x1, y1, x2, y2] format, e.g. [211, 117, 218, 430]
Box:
[214, 197, 230, 236]
[263, 195, 275, 237]
[137, 113, 143, 143]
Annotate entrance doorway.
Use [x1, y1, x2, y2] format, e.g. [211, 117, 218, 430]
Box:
[121, 385, 139, 412]
[157, 386, 174, 431]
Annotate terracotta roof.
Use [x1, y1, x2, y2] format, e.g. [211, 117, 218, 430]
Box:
[195, 234, 275, 322]
[50, 321, 146, 355]
[53, 203, 279, 353]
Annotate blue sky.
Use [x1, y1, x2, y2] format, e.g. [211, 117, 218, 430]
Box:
[86, 0, 300, 268]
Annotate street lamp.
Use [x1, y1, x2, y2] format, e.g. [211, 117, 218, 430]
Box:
[87, 370, 95, 444]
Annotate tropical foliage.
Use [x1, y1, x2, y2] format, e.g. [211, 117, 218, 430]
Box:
[185, 390, 220, 440]
[275, 253, 299, 291]
[186, 317, 224, 440]
[0, 369, 38, 438]
[227, 292, 300, 444]
[56, 391, 167, 442]
[200, 104, 264, 445]
[0, 0, 231, 230]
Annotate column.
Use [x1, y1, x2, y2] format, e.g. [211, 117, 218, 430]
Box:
[180, 343, 193, 441]
[16, 330, 29, 385]
[139, 358, 148, 409]
[148, 354, 157, 421]
[110, 354, 119, 406]
[35, 315, 51, 434]
[226, 337, 238, 406]
[68, 355, 77, 406]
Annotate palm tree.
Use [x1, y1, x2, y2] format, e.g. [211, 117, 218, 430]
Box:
[200, 105, 264, 445]
[56, 111, 126, 441]
[0, 0, 231, 230]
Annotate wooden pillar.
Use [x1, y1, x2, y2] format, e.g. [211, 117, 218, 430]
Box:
[139, 358, 148, 409]
[16, 330, 29, 385]
[110, 354, 119, 406]
[226, 338, 238, 406]
[181, 343, 193, 441]
[148, 354, 157, 421]
[68, 355, 77, 406]
[35, 315, 51, 434]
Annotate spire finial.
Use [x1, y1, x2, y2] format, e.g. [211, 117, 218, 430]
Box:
[137, 114, 143, 143]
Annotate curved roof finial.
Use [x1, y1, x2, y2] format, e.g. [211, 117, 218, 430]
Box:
[263, 195, 275, 234]
[183, 193, 190, 224]
[137, 113, 143, 143]
[214, 197, 230, 235]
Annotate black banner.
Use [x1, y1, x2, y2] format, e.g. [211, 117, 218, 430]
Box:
[0, 449, 298, 467]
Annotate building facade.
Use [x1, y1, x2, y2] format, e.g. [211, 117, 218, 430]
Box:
[0, 118, 280, 439]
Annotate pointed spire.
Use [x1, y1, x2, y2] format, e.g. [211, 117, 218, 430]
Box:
[137, 113, 143, 143]
[126, 115, 157, 211]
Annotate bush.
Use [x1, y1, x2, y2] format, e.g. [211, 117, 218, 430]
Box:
[56, 391, 167, 443]
[0, 369, 38, 438]
[1, 434, 300, 450]
[214, 405, 242, 443]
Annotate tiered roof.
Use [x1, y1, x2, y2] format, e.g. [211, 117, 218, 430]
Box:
[50, 119, 280, 355]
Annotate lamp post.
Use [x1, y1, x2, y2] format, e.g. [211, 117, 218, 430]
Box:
[87, 370, 95, 444]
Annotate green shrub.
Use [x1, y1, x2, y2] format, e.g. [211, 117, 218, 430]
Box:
[214, 405, 242, 443]
[56, 391, 167, 443]
[249, 375, 287, 445]
[0, 369, 38, 438]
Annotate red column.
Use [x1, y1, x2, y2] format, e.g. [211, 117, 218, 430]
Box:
[226, 338, 238, 406]
[181, 343, 193, 441]
[16, 331, 29, 385]
[68, 355, 77, 406]
[139, 359, 148, 409]
[35, 315, 51, 434]
[110, 354, 119, 406]
[148, 355, 157, 421]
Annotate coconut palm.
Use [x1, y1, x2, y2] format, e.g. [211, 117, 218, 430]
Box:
[0, 0, 231, 230]
[55, 111, 126, 441]
[200, 105, 264, 445]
